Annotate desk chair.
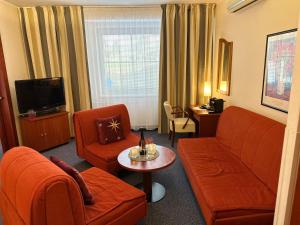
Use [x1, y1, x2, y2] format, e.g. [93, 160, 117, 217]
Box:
[163, 101, 195, 147]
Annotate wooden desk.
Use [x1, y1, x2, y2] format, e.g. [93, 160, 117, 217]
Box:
[189, 106, 221, 137]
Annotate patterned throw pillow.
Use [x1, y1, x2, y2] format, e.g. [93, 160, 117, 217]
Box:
[50, 156, 95, 205]
[96, 115, 124, 144]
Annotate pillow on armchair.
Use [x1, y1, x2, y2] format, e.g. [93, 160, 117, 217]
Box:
[96, 115, 124, 144]
[50, 156, 95, 205]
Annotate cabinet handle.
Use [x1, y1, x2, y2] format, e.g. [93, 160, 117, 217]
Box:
[41, 133, 44, 137]
[44, 133, 47, 136]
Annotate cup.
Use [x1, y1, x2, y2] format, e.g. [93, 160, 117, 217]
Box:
[147, 144, 157, 155]
[130, 147, 140, 159]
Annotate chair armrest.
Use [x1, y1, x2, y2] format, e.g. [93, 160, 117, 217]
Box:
[171, 106, 184, 118]
[183, 110, 191, 118]
[172, 106, 183, 112]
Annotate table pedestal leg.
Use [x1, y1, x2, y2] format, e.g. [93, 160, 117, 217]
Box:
[143, 172, 152, 201]
[139, 172, 166, 203]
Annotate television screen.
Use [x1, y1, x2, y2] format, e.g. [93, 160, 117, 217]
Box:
[15, 77, 66, 114]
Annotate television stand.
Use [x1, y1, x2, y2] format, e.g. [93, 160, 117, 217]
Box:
[19, 111, 70, 151]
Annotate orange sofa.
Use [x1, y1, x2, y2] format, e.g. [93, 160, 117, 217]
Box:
[0, 147, 147, 225]
[73, 104, 139, 173]
[178, 106, 285, 225]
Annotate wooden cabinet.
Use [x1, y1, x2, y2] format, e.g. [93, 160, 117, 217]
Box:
[19, 111, 70, 151]
[189, 106, 221, 137]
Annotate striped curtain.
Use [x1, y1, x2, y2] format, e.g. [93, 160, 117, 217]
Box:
[158, 4, 216, 133]
[19, 6, 91, 134]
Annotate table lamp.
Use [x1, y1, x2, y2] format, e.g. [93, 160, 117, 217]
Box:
[204, 81, 211, 106]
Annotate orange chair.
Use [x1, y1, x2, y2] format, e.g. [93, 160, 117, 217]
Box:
[0, 147, 147, 225]
[73, 104, 139, 174]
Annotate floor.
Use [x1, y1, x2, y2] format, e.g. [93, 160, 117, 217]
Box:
[0, 131, 206, 225]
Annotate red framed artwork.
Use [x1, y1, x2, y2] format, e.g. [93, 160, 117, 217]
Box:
[261, 29, 298, 113]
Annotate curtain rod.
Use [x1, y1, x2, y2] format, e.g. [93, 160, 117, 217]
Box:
[21, 5, 159, 9]
[20, 2, 216, 9]
[83, 5, 160, 8]
[82, 2, 215, 8]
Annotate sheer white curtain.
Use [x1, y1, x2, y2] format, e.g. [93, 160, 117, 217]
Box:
[84, 7, 162, 130]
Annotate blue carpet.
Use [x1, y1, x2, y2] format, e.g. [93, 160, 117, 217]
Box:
[1, 131, 206, 225]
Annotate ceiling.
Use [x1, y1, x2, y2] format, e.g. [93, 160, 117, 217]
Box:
[5, 0, 220, 7]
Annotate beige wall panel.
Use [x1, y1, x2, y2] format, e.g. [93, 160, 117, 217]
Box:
[214, 0, 300, 124]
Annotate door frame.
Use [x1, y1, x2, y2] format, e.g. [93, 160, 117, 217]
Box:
[274, 12, 300, 225]
[0, 36, 19, 152]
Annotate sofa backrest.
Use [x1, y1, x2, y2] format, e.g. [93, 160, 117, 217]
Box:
[0, 147, 85, 225]
[216, 106, 285, 194]
[73, 104, 131, 149]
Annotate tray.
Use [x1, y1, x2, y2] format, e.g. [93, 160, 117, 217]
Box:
[128, 147, 159, 162]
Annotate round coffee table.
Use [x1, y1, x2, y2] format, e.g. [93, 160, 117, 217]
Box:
[117, 145, 176, 203]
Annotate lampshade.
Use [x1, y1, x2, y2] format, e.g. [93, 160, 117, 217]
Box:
[204, 82, 211, 97]
[220, 81, 227, 92]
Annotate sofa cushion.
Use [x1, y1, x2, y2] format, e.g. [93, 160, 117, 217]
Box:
[178, 138, 276, 219]
[96, 115, 124, 144]
[241, 120, 285, 194]
[50, 156, 95, 205]
[80, 167, 146, 225]
[216, 107, 257, 158]
[216, 106, 285, 193]
[85, 133, 139, 162]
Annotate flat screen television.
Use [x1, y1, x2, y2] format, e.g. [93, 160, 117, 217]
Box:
[15, 77, 66, 115]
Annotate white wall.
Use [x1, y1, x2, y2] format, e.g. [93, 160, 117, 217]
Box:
[214, 0, 300, 124]
[0, 0, 28, 142]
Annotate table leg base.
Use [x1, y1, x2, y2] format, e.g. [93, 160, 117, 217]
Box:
[137, 182, 166, 203]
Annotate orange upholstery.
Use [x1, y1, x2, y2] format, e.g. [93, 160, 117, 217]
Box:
[73, 104, 139, 173]
[178, 106, 285, 225]
[81, 168, 146, 225]
[0, 147, 147, 225]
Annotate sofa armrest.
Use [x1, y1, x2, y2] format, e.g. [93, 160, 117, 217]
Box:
[38, 179, 86, 225]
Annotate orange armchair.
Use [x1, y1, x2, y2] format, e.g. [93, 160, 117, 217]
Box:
[73, 104, 139, 174]
[0, 147, 147, 225]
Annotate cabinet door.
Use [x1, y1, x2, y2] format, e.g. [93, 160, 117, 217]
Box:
[198, 115, 220, 137]
[43, 113, 70, 149]
[20, 119, 46, 151]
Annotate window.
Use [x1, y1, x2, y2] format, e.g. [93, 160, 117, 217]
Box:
[84, 7, 161, 129]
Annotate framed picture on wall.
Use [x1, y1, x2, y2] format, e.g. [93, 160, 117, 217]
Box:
[261, 28, 298, 113]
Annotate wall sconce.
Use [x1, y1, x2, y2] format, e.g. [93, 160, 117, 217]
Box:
[220, 81, 228, 92]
